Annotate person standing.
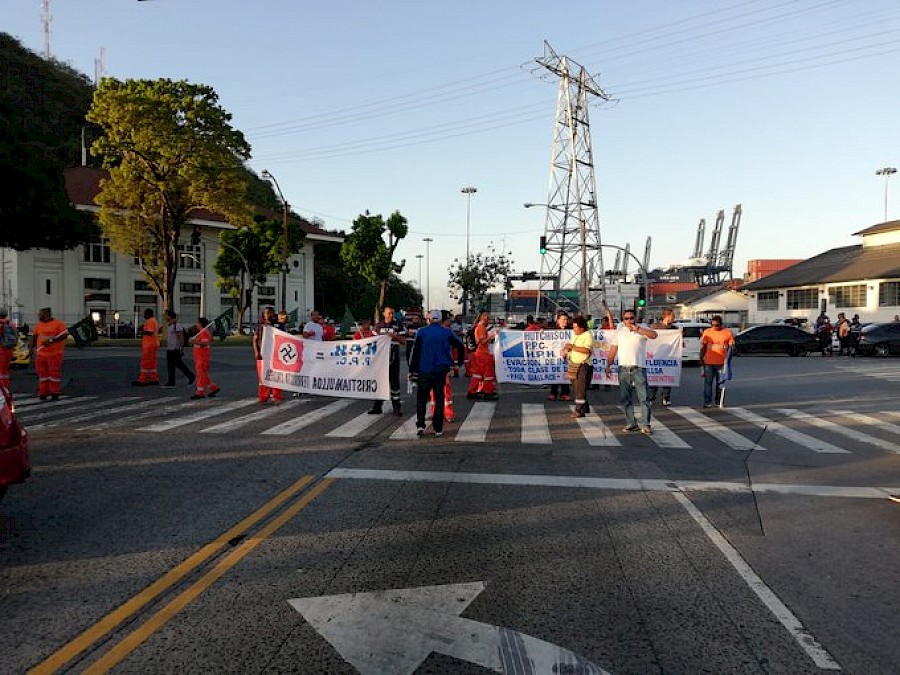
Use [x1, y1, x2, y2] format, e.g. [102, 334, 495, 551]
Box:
[548, 311, 572, 401]
[561, 315, 594, 418]
[429, 312, 464, 423]
[253, 307, 283, 404]
[370, 306, 405, 415]
[302, 309, 324, 341]
[525, 315, 542, 331]
[30, 307, 69, 401]
[353, 317, 376, 340]
[160, 309, 195, 388]
[132, 308, 160, 386]
[0, 308, 15, 391]
[835, 312, 851, 356]
[409, 309, 462, 437]
[649, 308, 678, 406]
[189, 317, 220, 400]
[322, 318, 337, 341]
[699, 315, 735, 408]
[466, 311, 498, 401]
[450, 314, 468, 377]
[604, 310, 658, 434]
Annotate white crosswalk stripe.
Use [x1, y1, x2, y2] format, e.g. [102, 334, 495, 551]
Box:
[260, 399, 353, 436]
[200, 399, 307, 434]
[777, 408, 900, 455]
[29, 397, 178, 431]
[390, 414, 422, 440]
[137, 398, 258, 432]
[728, 407, 850, 454]
[327, 410, 388, 438]
[828, 410, 900, 447]
[668, 406, 765, 452]
[645, 417, 691, 449]
[14, 396, 97, 415]
[521, 404, 552, 444]
[573, 409, 621, 446]
[84, 399, 203, 431]
[455, 401, 495, 442]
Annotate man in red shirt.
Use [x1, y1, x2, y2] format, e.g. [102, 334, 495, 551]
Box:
[30, 307, 68, 401]
[699, 315, 735, 408]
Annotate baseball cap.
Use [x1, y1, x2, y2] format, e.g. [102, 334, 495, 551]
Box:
[428, 309, 442, 322]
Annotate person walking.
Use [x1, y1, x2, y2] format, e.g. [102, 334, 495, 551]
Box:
[253, 307, 283, 404]
[649, 308, 678, 406]
[699, 315, 735, 408]
[409, 309, 463, 437]
[30, 307, 69, 401]
[160, 309, 195, 388]
[548, 311, 572, 401]
[0, 308, 16, 391]
[370, 306, 405, 415]
[604, 309, 658, 434]
[561, 315, 594, 418]
[132, 308, 160, 386]
[467, 311, 499, 400]
[189, 317, 220, 400]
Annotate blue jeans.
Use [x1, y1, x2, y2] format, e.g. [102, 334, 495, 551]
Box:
[703, 364, 723, 405]
[618, 366, 651, 428]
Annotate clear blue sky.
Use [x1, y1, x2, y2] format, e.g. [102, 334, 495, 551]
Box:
[5, 0, 900, 311]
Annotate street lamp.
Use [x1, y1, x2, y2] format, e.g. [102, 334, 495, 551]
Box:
[460, 186, 477, 316]
[423, 237, 433, 311]
[415, 254, 424, 305]
[261, 169, 289, 311]
[876, 167, 897, 222]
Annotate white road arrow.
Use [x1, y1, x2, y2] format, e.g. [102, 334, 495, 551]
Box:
[288, 581, 610, 675]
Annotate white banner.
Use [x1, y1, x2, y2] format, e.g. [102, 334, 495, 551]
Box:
[260, 326, 391, 400]
[493, 329, 682, 386]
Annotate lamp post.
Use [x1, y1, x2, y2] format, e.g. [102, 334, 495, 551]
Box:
[876, 167, 897, 222]
[423, 237, 433, 311]
[460, 186, 477, 316]
[261, 169, 289, 311]
[415, 254, 424, 306]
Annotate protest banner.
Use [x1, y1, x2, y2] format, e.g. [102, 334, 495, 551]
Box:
[68, 316, 98, 348]
[493, 329, 682, 386]
[260, 326, 390, 399]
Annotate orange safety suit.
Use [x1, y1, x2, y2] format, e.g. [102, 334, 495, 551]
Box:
[467, 324, 496, 396]
[33, 318, 68, 398]
[137, 317, 160, 384]
[192, 328, 219, 398]
[429, 371, 455, 422]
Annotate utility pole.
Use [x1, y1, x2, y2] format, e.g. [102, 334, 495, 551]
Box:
[533, 41, 610, 319]
[423, 237, 433, 312]
[42, 0, 52, 59]
[261, 169, 289, 312]
[460, 187, 476, 317]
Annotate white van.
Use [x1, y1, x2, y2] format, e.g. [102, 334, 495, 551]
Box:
[673, 321, 711, 364]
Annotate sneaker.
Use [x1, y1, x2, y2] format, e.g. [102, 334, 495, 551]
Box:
[445, 417, 455, 423]
[661, 398, 671, 406]
[702, 404, 712, 408]
[622, 424, 639, 432]
[39, 395, 48, 401]
[209, 387, 220, 398]
[434, 431, 443, 437]
[888, 494, 900, 504]
[190, 394, 205, 400]
[51, 394, 60, 401]
[547, 395, 557, 401]
[416, 427, 425, 436]
[641, 427, 652, 435]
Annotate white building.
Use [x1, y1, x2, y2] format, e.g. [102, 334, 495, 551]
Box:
[0, 166, 342, 330]
[741, 220, 900, 325]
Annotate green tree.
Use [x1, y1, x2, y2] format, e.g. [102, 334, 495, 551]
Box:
[447, 244, 514, 315]
[339, 210, 408, 319]
[86, 78, 253, 310]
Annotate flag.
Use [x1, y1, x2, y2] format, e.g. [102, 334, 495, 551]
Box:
[717, 346, 734, 387]
[210, 306, 235, 340]
[68, 316, 98, 348]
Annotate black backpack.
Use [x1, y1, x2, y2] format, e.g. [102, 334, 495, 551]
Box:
[464, 326, 478, 351]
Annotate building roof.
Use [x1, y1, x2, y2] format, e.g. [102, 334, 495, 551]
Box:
[851, 219, 900, 236]
[63, 166, 342, 241]
[741, 242, 900, 291]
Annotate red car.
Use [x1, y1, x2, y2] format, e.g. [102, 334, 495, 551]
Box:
[0, 386, 30, 501]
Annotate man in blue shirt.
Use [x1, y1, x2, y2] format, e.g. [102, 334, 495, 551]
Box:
[408, 310, 463, 437]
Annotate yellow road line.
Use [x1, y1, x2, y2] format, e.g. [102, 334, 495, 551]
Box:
[29, 474, 315, 675]
[84, 478, 335, 673]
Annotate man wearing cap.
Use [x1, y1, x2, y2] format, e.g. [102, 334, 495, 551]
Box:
[30, 307, 69, 401]
[0, 308, 15, 390]
[408, 310, 463, 437]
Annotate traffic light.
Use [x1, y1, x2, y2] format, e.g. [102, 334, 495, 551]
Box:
[539, 236, 547, 255]
[637, 286, 646, 308]
[190, 225, 202, 246]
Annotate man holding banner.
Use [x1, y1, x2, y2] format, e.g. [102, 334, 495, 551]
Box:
[605, 310, 658, 435]
[30, 307, 69, 401]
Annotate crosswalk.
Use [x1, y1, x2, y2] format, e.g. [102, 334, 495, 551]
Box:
[10, 392, 900, 456]
[834, 361, 900, 383]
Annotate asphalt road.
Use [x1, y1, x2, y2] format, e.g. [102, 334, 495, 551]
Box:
[1, 345, 899, 674]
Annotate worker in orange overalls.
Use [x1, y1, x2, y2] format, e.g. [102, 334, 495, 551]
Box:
[30, 307, 68, 401]
[132, 308, 160, 386]
[429, 312, 465, 422]
[189, 317, 220, 400]
[466, 311, 498, 401]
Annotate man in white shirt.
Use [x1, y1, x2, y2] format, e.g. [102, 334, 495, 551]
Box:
[605, 311, 658, 435]
[302, 310, 324, 341]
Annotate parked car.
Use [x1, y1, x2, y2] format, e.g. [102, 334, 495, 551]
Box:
[856, 322, 900, 357]
[0, 386, 30, 502]
[11, 333, 31, 367]
[734, 324, 819, 356]
[673, 321, 711, 364]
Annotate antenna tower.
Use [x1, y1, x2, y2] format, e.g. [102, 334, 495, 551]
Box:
[534, 41, 611, 317]
[42, 0, 52, 59]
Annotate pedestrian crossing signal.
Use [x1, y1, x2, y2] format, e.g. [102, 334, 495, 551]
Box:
[539, 236, 547, 255]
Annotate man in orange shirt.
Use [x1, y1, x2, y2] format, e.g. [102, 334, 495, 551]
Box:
[133, 308, 160, 386]
[699, 315, 734, 408]
[30, 307, 68, 401]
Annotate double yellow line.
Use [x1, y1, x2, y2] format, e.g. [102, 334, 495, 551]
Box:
[30, 474, 334, 674]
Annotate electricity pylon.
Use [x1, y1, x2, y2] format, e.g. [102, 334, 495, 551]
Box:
[534, 41, 610, 318]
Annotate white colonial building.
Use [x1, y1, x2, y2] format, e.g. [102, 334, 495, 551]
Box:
[0, 166, 342, 330]
[741, 220, 900, 325]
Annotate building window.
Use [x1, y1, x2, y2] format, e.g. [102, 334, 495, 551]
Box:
[786, 288, 818, 310]
[83, 234, 111, 264]
[178, 244, 202, 269]
[258, 286, 276, 297]
[179, 282, 202, 294]
[879, 281, 900, 307]
[45, 279, 51, 294]
[84, 277, 111, 291]
[134, 280, 152, 291]
[756, 291, 779, 311]
[829, 284, 867, 308]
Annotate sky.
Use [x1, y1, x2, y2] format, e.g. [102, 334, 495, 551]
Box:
[5, 0, 900, 312]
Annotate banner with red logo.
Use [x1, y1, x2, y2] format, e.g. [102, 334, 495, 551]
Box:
[260, 326, 391, 400]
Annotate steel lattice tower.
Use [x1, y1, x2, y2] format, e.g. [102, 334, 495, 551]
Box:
[535, 42, 610, 318]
